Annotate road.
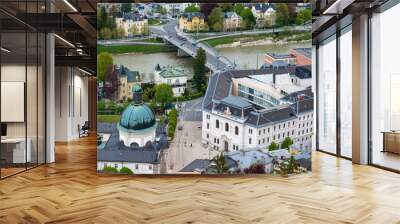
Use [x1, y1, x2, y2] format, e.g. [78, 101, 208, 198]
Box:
[178, 97, 203, 122]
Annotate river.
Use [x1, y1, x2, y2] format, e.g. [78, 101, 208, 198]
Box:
[112, 41, 311, 82]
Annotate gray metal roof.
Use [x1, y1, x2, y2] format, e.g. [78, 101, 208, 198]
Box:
[180, 159, 210, 172]
[221, 95, 252, 109]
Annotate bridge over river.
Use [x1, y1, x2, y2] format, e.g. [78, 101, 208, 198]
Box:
[150, 20, 311, 72]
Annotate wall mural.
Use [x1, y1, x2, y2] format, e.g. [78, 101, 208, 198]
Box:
[96, 2, 313, 175]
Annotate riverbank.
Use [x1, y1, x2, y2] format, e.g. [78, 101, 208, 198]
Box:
[205, 31, 311, 48]
[98, 44, 175, 54]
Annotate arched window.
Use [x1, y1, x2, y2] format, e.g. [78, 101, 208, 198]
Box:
[225, 123, 229, 132]
[235, 126, 239, 135]
[216, 119, 219, 128]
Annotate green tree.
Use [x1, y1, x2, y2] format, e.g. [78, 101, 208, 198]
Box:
[240, 8, 256, 29]
[99, 27, 112, 40]
[167, 108, 178, 138]
[281, 137, 294, 149]
[233, 3, 244, 15]
[295, 8, 312, 25]
[97, 52, 113, 95]
[97, 6, 108, 30]
[218, 3, 233, 13]
[121, 3, 132, 13]
[276, 4, 290, 27]
[119, 167, 133, 175]
[193, 48, 207, 92]
[212, 153, 229, 174]
[155, 84, 173, 113]
[268, 141, 279, 151]
[97, 99, 106, 111]
[184, 4, 200, 13]
[208, 7, 224, 31]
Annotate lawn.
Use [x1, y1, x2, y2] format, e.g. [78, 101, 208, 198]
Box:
[148, 18, 165, 26]
[98, 115, 121, 123]
[97, 44, 175, 54]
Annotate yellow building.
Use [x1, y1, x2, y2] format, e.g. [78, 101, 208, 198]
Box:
[179, 12, 205, 32]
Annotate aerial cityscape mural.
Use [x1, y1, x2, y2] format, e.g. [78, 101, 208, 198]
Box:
[97, 2, 313, 175]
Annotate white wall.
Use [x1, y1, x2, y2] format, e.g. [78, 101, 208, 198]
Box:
[54, 67, 89, 141]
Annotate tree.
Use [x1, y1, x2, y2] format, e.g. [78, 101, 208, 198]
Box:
[245, 163, 266, 174]
[218, 3, 233, 12]
[121, 3, 132, 13]
[97, 99, 106, 111]
[275, 3, 290, 27]
[120, 167, 133, 175]
[295, 8, 312, 25]
[212, 153, 229, 174]
[97, 52, 113, 96]
[207, 7, 224, 31]
[155, 84, 173, 113]
[268, 141, 279, 151]
[97, 6, 108, 30]
[99, 27, 112, 40]
[281, 137, 294, 150]
[193, 48, 207, 92]
[233, 3, 244, 15]
[240, 8, 256, 29]
[184, 4, 200, 13]
[200, 3, 218, 18]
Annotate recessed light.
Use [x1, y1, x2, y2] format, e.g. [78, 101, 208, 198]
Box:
[63, 0, 78, 12]
[1, 47, 11, 53]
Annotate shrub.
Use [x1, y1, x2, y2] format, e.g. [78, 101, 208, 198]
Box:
[167, 108, 179, 138]
[245, 163, 265, 174]
[103, 165, 118, 173]
[119, 167, 134, 175]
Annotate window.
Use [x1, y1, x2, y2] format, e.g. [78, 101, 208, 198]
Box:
[249, 138, 252, 144]
[249, 129, 252, 134]
[135, 164, 139, 169]
[207, 123, 209, 129]
[235, 126, 239, 135]
[216, 119, 219, 128]
[206, 134, 209, 139]
[149, 165, 153, 170]
[114, 164, 118, 169]
[225, 123, 229, 132]
[318, 35, 337, 154]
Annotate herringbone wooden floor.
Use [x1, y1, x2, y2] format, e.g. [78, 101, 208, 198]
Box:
[0, 136, 400, 224]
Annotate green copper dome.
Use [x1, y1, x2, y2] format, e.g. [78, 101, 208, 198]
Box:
[132, 84, 142, 93]
[119, 104, 155, 130]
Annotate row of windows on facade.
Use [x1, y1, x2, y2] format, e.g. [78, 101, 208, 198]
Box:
[105, 163, 153, 170]
[206, 117, 313, 136]
[206, 128, 312, 146]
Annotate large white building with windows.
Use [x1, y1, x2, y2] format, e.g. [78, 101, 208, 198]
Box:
[202, 68, 313, 152]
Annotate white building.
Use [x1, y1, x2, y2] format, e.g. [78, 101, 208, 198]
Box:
[97, 85, 160, 174]
[202, 68, 314, 153]
[155, 64, 188, 97]
[251, 4, 276, 28]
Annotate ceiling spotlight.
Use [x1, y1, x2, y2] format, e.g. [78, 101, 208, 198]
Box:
[54, 34, 75, 48]
[1, 47, 11, 53]
[63, 0, 78, 12]
[78, 67, 92, 76]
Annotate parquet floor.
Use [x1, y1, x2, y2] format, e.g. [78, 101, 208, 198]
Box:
[1, 135, 400, 224]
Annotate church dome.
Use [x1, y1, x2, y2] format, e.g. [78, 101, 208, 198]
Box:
[119, 104, 156, 130]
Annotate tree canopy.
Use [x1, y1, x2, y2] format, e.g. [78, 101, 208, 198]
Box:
[295, 8, 312, 25]
[240, 8, 256, 29]
[268, 141, 279, 151]
[97, 52, 113, 82]
[155, 84, 174, 112]
[281, 137, 294, 150]
[208, 7, 224, 32]
[193, 48, 207, 92]
[121, 3, 132, 13]
[275, 3, 290, 27]
[184, 4, 200, 13]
